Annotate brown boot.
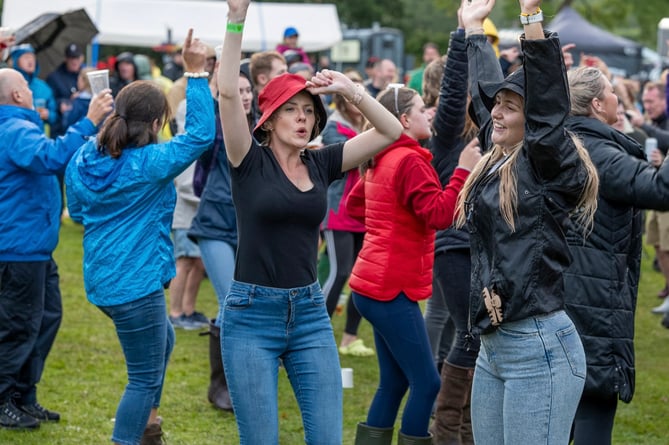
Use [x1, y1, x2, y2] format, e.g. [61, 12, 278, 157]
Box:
[459, 368, 474, 445]
[430, 362, 474, 445]
[140, 423, 165, 445]
[204, 321, 233, 411]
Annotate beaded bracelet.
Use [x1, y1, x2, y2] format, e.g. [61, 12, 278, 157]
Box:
[183, 72, 210, 78]
[520, 7, 542, 17]
[346, 83, 364, 106]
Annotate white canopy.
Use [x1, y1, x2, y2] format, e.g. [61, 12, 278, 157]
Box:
[2, 0, 342, 52]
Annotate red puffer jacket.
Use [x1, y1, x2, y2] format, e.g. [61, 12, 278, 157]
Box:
[346, 134, 469, 301]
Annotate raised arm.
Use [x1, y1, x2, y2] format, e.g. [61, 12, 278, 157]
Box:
[462, 0, 502, 129]
[430, 3, 470, 181]
[218, 0, 252, 167]
[519, 0, 573, 178]
[306, 70, 402, 172]
[519, 0, 545, 40]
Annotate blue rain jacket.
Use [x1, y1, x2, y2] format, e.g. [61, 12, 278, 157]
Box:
[0, 105, 96, 261]
[65, 78, 214, 306]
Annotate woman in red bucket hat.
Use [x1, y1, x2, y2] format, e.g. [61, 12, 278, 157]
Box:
[214, 0, 402, 443]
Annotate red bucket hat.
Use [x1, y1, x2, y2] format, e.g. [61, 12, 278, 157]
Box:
[253, 73, 328, 142]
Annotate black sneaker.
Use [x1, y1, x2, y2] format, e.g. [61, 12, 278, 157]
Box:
[19, 402, 60, 422]
[140, 422, 165, 445]
[0, 399, 40, 429]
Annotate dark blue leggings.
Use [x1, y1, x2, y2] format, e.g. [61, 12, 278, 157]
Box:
[353, 291, 441, 437]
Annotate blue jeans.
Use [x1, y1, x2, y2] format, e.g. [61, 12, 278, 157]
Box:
[221, 280, 342, 445]
[99, 291, 175, 445]
[353, 291, 440, 437]
[472, 310, 586, 445]
[198, 238, 235, 326]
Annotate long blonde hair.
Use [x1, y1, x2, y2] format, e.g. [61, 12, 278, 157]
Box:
[456, 133, 598, 235]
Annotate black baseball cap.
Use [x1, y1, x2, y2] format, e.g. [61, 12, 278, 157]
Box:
[65, 43, 82, 58]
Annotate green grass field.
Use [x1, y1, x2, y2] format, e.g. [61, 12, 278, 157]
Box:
[1, 219, 668, 444]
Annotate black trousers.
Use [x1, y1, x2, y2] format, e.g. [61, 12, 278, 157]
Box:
[570, 392, 618, 445]
[322, 230, 364, 336]
[434, 249, 479, 368]
[0, 259, 62, 404]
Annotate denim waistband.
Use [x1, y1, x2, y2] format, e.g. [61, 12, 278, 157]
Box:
[229, 279, 321, 299]
[499, 310, 570, 331]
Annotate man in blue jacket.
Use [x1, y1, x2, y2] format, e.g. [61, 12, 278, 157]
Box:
[0, 68, 112, 430]
[9, 44, 58, 136]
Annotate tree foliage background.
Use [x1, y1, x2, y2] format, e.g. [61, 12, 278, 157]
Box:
[0, 0, 665, 72]
[276, 0, 665, 62]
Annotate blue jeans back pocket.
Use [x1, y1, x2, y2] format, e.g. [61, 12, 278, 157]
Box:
[556, 326, 586, 379]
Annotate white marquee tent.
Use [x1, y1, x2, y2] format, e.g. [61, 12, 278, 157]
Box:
[1, 0, 342, 52]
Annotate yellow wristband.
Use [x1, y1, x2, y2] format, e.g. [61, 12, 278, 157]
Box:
[520, 7, 541, 17]
[226, 22, 244, 34]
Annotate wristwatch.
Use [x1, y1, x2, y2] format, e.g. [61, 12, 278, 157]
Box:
[519, 10, 543, 25]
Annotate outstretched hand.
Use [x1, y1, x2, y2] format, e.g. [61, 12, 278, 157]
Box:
[0, 33, 16, 51]
[306, 69, 355, 99]
[182, 29, 207, 73]
[227, 0, 250, 20]
[461, 0, 495, 30]
[519, 0, 541, 13]
[562, 44, 576, 70]
[86, 88, 114, 127]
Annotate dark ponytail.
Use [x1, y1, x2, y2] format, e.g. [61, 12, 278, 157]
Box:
[97, 81, 170, 158]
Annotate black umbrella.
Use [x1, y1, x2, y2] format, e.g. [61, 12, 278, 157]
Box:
[13, 8, 98, 78]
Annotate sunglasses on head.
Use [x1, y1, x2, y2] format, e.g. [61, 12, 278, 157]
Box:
[386, 83, 405, 116]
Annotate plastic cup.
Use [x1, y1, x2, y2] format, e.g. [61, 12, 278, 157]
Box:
[341, 367, 353, 388]
[646, 137, 658, 160]
[87, 69, 110, 96]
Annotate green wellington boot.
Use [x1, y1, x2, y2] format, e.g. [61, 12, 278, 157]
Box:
[354, 422, 394, 445]
[397, 430, 434, 445]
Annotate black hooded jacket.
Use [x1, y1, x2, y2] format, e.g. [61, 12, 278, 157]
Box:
[466, 32, 589, 334]
[110, 52, 138, 97]
[564, 115, 669, 402]
[430, 29, 470, 253]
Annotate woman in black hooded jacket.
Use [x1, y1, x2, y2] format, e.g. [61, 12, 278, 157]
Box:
[565, 66, 669, 444]
[426, 18, 481, 444]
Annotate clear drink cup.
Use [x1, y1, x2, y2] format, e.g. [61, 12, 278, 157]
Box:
[87, 69, 110, 96]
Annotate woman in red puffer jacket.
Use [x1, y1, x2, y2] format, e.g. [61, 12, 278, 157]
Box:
[347, 84, 481, 444]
